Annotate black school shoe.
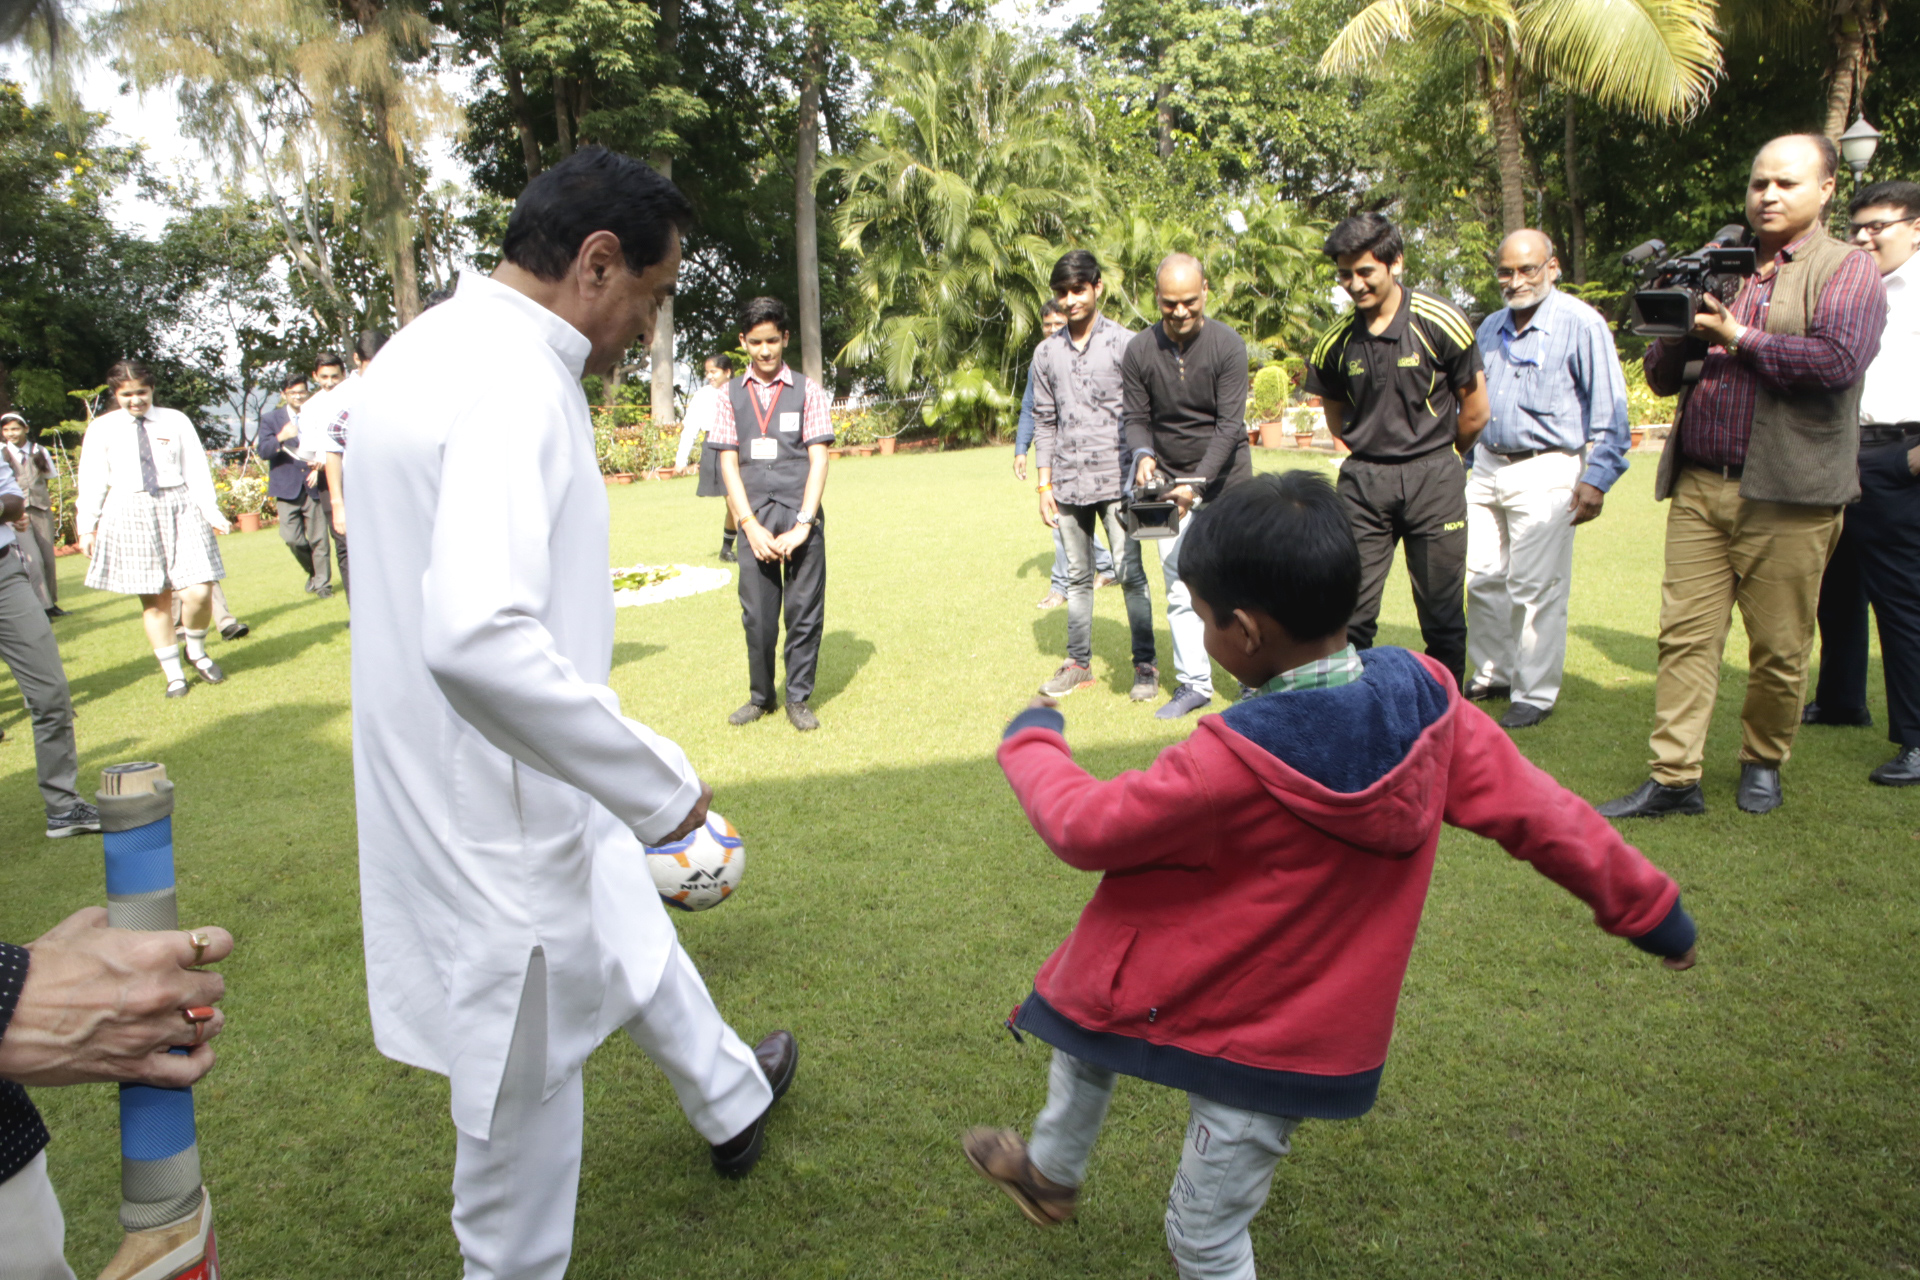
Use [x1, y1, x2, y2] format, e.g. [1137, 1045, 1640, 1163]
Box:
[1803, 701, 1872, 727]
[1596, 779, 1706, 818]
[1736, 763, 1782, 815]
[729, 702, 770, 725]
[711, 1031, 798, 1178]
[786, 701, 819, 732]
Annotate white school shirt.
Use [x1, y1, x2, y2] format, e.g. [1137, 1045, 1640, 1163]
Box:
[673, 383, 724, 470]
[298, 372, 357, 458]
[75, 407, 229, 537]
[1860, 251, 1920, 425]
[347, 269, 702, 1140]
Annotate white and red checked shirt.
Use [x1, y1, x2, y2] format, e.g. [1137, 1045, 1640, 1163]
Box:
[706, 364, 834, 448]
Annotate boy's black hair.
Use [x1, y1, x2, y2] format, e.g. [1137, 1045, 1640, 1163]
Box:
[313, 352, 346, 374]
[281, 370, 310, 391]
[1040, 298, 1067, 319]
[1321, 212, 1403, 267]
[105, 359, 154, 390]
[501, 145, 694, 283]
[1179, 471, 1360, 641]
[1851, 179, 1920, 219]
[738, 296, 789, 334]
[1050, 249, 1102, 291]
[354, 329, 390, 363]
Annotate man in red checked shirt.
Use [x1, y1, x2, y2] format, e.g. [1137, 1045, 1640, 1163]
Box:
[1600, 133, 1887, 820]
[712, 295, 835, 732]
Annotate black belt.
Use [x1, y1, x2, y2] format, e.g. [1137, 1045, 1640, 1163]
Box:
[1687, 460, 1743, 480]
[1486, 446, 1579, 463]
[1860, 422, 1920, 450]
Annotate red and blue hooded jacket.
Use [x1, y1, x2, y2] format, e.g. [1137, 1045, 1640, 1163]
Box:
[996, 646, 1694, 1121]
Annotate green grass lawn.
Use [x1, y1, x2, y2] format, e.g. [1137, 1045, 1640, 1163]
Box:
[8, 444, 1917, 1278]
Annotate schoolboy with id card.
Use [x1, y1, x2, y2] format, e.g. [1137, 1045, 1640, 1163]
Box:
[712, 296, 835, 731]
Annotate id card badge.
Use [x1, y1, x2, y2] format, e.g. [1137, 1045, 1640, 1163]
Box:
[778, 411, 800, 434]
[749, 436, 779, 461]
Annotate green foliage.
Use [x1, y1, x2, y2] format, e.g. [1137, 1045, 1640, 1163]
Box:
[918, 366, 1016, 442]
[830, 23, 1098, 426]
[1250, 365, 1286, 421]
[1620, 352, 1676, 427]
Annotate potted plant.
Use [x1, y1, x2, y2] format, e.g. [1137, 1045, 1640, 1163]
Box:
[1290, 406, 1316, 449]
[1250, 366, 1286, 448]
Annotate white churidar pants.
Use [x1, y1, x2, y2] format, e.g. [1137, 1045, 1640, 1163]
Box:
[451, 943, 771, 1280]
[1026, 1050, 1300, 1280]
[1466, 449, 1583, 710]
[0, 1151, 77, 1280]
[1157, 513, 1214, 699]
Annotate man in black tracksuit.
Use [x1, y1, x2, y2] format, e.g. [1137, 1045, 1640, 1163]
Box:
[715, 296, 835, 732]
[1306, 213, 1489, 685]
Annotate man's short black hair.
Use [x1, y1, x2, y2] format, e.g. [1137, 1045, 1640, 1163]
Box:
[1050, 249, 1102, 291]
[281, 370, 309, 392]
[501, 145, 694, 283]
[1851, 179, 1920, 220]
[354, 330, 390, 364]
[1040, 298, 1067, 319]
[1322, 212, 1403, 267]
[1179, 471, 1361, 641]
[738, 296, 789, 334]
[314, 352, 346, 374]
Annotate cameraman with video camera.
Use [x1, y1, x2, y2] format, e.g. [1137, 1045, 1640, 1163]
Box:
[1599, 134, 1887, 820]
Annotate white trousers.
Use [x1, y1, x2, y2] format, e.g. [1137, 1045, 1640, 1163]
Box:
[451, 943, 771, 1280]
[0, 1152, 77, 1280]
[1027, 1050, 1300, 1280]
[1156, 515, 1214, 698]
[1466, 449, 1582, 710]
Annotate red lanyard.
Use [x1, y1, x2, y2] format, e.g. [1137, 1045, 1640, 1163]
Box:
[748, 375, 782, 437]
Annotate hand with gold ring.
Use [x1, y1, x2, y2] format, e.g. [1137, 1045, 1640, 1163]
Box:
[0, 908, 234, 1088]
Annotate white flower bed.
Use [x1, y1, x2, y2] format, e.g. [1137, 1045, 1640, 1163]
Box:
[610, 563, 732, 608]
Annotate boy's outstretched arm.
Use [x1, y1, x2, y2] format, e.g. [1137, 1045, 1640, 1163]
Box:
[997, 698, 1221, 874]
[1442, 700, 1697, 969]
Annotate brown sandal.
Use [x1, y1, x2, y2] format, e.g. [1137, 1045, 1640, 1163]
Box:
[962, 1127, 1077, 1227]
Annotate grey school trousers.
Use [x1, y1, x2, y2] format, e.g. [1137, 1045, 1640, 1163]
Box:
[0, 1152, 76, 1280]
[1027, 1049, 1301, 1280]
[0, 551, 79, 814]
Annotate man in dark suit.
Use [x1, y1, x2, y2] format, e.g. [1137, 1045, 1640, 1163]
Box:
[258, 370, 333, 597]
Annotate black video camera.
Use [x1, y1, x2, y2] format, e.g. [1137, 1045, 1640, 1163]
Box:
[1121, 474, 1207, 540]
[1623, 226, 1757, 339]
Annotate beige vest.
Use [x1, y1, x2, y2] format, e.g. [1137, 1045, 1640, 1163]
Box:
[1654, 229, 1869, 507]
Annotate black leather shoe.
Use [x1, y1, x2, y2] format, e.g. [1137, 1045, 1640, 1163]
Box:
[786, 701, 819, 732]
[1736, 763, 1783, 814]
[1803, 701, 1872, 726]
[1499, 702, 1552, 729]
[1869, 747, 1920, 786]
[1596, 779, 1706, 819]
[728, 702, 769, 726]
[711, 1031, 797, 1179]
[1465, 682, 1511, 702]
[220, 620, 250, 640]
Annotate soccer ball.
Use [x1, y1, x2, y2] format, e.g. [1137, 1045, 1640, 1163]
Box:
[645, 812, 745, 911]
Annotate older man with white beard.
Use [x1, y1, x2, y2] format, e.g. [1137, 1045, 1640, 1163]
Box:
[1466, 230, 1631, 728]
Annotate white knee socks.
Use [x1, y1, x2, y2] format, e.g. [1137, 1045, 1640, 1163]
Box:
[182, 629, 208, 664]
[154, 645, 185, 683]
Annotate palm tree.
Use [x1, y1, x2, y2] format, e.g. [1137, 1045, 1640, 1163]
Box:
[1320, 0, 1722, 233]
[828, 23, 1100, 435]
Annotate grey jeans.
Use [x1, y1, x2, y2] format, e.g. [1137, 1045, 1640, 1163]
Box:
[1050, 522, 1114, 595]
[1057, 500, 1154, 670]
[1028, 1049, 1301, 1280]
[0, 552, 78, 813]
[278, 491, 330, 588]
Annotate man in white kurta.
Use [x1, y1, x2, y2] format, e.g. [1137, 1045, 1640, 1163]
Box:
[347, 160, 785, 1278]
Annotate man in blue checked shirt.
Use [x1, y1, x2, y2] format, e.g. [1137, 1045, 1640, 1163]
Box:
[1466, 230, 1631, 729]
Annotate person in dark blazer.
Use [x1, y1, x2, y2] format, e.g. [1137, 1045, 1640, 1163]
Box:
[258, 370, 333, 597]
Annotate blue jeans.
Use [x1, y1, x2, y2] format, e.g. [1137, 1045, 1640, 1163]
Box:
[1051, 522, 1114, 596]
[1057, 500, 1153, 670]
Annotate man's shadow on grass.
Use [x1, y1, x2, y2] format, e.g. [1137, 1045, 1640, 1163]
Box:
[811, 630, 875, 707]
[1015, 549, 1052, 582]
[612, 642, 668, 670]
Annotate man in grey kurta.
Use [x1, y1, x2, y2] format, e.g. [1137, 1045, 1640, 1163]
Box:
[1033, 250, 1156, 701]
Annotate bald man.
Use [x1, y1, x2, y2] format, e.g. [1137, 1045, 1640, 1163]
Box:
[1599, 134, 1887, 819]
[1467, 230, 1631, 729]
[1121, 253, 1254, 718]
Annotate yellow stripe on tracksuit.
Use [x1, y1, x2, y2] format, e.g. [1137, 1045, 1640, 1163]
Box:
[1408, 295, 1473, 350]
[1312, 315, 1356, 366]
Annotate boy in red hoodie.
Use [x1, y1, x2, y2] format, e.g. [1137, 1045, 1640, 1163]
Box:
[965, 470, 1697, 1280]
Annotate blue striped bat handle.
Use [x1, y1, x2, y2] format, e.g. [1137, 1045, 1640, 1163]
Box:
[99, 764, 205, 1232]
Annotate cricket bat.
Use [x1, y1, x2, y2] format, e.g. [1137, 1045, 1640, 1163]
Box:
[97, 762, 219, 1280]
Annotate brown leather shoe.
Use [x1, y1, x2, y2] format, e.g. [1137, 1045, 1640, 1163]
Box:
[710, 1031, 797, 1178]
[962, 1127, 1076, 1227]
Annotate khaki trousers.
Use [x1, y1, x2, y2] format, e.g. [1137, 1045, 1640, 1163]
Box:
[1649, 467, 1843, 786]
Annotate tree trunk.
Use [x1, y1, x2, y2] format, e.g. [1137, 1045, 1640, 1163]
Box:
[394, 229, 421, 326]
[1563, 97, 1588, 284]
[1155, 83, 1174, 159]
[1485, 46, 1528, 234]
[647, 0, 682, 424]
[1823, 0, 1884, 140]
[503, 62, 542, 179]
[554, 75, 574, 156]
[795, 27, 826, 387]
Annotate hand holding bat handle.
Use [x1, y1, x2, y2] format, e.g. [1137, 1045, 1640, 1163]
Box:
[98, 762, 220, 1280]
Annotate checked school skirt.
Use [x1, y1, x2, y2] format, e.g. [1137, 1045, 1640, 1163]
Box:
[85, 486, 224, 596]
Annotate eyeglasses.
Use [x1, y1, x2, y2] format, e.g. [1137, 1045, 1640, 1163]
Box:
[1494, 263, 1548, 282]
[1850, 216, 1916, 239]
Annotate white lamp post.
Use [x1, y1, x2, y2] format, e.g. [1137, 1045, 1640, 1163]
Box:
[1839, 115, 1882, 180]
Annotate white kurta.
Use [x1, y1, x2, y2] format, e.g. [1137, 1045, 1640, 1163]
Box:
[348, 270, 703, 1140]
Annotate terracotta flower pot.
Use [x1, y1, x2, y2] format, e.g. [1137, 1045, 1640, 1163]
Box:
[1258, 421, 1289, 449]
[236, 512, 262, 533]
[1296, 431, 1315, 449]
[606, 473, 635, 485]
[854, 446, 875, 457]
[1630, 428, 1646, 450]
[878, 436, 897, 455]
